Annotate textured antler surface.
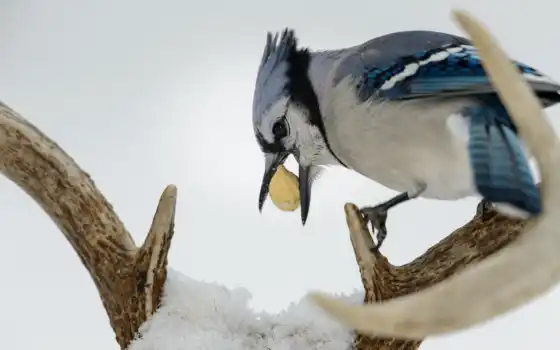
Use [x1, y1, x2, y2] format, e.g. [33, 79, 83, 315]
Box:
[0, 100, 177, 349]
[349, 201, 525, 349]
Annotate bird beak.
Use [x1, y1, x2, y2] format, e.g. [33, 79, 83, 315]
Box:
[258, 151, 316, 226]
[258, 151, 289, 212]
[298, 163, 312, 225]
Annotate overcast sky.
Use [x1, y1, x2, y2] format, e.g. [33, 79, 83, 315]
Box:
[1, 1, 559, 349]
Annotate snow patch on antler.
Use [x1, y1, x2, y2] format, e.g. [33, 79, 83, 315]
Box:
[128, 269, 363, 350]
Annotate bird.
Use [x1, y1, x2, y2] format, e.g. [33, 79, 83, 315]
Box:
[252, 28, 560, 250]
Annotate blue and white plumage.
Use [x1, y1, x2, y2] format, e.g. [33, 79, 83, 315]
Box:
[252, 29, 560, 248]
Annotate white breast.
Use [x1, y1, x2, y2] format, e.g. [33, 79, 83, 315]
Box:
[322, 78, 479, 200]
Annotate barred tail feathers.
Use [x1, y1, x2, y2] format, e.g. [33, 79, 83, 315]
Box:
[466, 104, 541, 215]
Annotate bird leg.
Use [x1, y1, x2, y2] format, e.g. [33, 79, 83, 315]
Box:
[360, 193, 410, 251]
[360, 183, 426, 251]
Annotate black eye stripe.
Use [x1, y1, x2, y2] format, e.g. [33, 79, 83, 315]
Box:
[256, 130, 285, 154]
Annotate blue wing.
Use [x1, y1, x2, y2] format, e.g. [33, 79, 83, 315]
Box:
[359, 43, 560, 101]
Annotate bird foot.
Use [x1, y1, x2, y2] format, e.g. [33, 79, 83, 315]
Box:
[359, 205, 388, 252]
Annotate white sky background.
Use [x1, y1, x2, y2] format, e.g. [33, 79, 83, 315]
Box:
[0, 0, 559, 349]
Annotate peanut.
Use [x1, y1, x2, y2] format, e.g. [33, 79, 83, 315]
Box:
[269, 164, 300, 211]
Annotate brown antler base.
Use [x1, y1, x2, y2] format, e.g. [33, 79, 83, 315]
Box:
[0, 101, 177, 349]
[348, 202, 524, 350]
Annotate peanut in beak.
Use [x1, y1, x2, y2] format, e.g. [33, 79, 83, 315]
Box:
[269, 164, 300, 212]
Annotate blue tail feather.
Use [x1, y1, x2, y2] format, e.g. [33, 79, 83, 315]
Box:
[465, 102, 542, 215]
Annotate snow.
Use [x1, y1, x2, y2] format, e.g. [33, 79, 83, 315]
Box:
[128, 269, 364, 350]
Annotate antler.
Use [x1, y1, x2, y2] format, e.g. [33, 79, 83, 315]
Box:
[346, 200, 525, 349]
[312, 8, 560, 344]
[0, 100, 177, 349]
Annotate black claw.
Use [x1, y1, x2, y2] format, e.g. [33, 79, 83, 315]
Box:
[360, 205, 389, 252]
[476, 198, 495, 220]
[359, 192, 412, 252]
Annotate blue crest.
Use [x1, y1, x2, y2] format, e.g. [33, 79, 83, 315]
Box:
[252, 29, 298, 128]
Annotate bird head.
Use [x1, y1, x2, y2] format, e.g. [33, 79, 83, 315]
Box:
[252, 29, 333, 225]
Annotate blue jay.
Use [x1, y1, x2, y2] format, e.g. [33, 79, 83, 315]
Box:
[252, 29, 560, 249]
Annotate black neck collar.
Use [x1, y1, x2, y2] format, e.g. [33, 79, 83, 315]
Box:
[285, 48, 347, 167]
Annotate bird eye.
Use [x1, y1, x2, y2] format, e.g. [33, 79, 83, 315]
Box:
[272, 117, 288, 139]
